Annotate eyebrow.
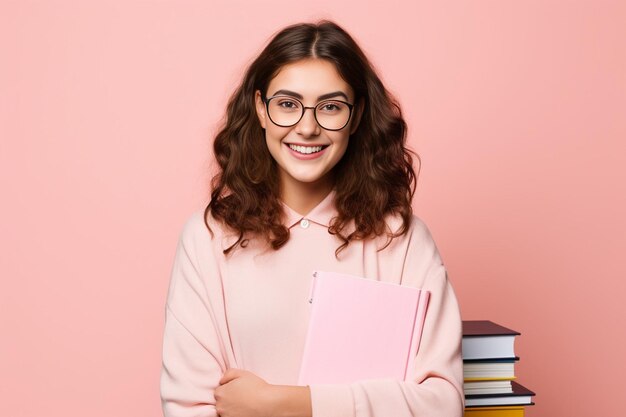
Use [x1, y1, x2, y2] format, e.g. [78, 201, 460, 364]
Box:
[270, 89, 350, 102]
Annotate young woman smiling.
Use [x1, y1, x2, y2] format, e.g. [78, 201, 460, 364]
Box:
[160, 20, 464, 417]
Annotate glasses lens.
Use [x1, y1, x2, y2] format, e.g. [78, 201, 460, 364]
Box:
[266, 97, 351, 130]
[315, 100, 351, 130]
[267, 97, 303, 127]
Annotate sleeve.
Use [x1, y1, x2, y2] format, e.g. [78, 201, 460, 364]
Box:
[160, 214, 230, 417]
[307, 219, 465, 417]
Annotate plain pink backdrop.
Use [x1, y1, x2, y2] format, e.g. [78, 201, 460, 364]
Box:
[1, 1, 624, 416]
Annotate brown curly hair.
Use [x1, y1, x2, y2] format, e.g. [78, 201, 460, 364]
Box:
[204, 19, 419, 258]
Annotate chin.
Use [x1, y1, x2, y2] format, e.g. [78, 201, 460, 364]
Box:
[283, 168, 332, 185]
[291, 174, 326, 184]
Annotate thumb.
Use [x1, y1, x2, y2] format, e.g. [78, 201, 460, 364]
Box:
[219, 368, 244, 385]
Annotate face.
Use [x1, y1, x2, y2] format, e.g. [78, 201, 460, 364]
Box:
[255, 58, 363, 192]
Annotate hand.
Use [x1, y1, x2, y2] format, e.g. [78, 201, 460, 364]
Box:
[215, 368, 277, 417]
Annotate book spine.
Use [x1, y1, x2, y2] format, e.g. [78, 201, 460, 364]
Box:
[403, 290, 430, 381]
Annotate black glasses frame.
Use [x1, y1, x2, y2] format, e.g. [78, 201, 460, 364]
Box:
[262, 94, 355, 131]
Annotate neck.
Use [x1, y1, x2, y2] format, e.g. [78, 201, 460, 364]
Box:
[280, 176, 334, 215]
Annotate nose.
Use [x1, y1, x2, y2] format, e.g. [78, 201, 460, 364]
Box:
[294, 107, 321, 137]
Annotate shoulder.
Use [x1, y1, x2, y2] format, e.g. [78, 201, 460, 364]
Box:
[382, 212, 442, 266]
[179, 208, 211, 240]
[177, 208, 229, 251]
[383, 212, 436, 244]
[386, 214, 447, 289]
[409, 214, 436, 245]
[179, 208, 250, 258]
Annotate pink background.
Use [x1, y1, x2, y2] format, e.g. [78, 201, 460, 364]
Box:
[1, 1, 624, 416]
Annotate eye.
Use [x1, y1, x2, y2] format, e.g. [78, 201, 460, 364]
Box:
[277, 99, 300, 109]
[318, 101, 346, 113]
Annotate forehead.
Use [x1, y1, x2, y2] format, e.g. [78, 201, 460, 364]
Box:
[267, 59, 354, 101]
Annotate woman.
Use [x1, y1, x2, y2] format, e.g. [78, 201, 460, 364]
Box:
[160, 20, 464, 417]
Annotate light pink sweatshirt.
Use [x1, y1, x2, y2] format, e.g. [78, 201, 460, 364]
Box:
[160, 190, 464, 417]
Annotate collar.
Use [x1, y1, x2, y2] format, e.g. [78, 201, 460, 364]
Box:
[280, 189, 337, 229]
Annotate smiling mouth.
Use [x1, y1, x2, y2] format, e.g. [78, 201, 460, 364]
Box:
[286, 143, 329, 155]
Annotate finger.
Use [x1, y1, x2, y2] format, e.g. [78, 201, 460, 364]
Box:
[219, 368, 242, 385]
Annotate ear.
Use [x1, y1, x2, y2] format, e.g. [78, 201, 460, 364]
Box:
[349, 97, 365, 135]
[254, 90, 267, 129]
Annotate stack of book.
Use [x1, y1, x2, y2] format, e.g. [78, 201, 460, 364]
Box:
[462, 321, 536, 416]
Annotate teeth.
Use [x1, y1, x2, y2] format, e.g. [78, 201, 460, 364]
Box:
[288, 144, 324, 154]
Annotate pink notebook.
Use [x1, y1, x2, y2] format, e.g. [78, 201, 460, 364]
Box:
[297, 270, 430, 385]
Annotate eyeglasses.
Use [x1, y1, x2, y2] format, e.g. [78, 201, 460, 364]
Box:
[262, 94, 355, 131]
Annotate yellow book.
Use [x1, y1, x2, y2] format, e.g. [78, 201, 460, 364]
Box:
[464, 406, 525, 417]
